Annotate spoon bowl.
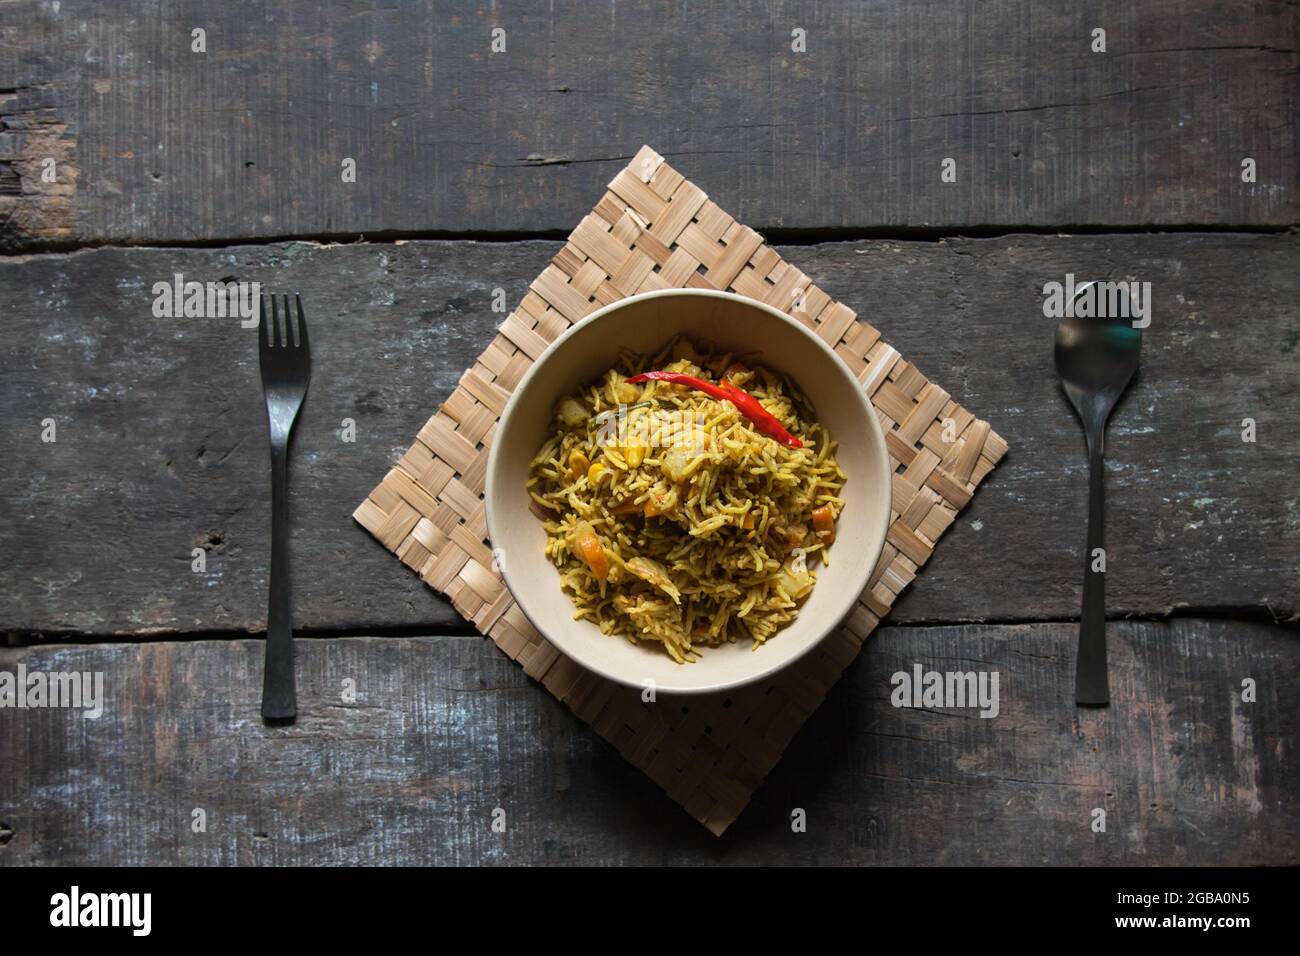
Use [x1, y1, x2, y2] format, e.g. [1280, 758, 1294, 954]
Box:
[1055, 305, 1144, 428]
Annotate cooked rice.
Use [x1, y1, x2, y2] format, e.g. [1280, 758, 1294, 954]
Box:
[526, 337, 846, 663]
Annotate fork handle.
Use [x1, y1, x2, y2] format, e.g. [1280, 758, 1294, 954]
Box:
[1076, 433, 1109, 706]
[262, 442, 297, 720]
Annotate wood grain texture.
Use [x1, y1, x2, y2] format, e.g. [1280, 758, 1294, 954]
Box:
[1, 0, 1296, 249]
[2, 234, 1297, 636]
[0, 619, 1294, 865]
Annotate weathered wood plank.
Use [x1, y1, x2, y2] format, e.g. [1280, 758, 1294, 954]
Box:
[2, 0, 1296, 248]
[1, 234, 1296, 635]
[1, 620, 1294, 864]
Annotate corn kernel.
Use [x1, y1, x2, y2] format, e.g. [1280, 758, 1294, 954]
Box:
[568, 449, 590, 478]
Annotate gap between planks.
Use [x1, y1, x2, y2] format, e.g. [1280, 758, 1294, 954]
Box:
[8, 607, 1297, 647]
[2, 223, 1298, 258]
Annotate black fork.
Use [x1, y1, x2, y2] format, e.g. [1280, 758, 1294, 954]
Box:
[258, 294, 311, 721]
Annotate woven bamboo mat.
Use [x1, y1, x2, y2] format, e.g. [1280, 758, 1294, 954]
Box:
[354, 145, 1007, 835]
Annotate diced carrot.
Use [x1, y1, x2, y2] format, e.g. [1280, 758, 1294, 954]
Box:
[575, 532, 609, 581]
[643, 488, 678, 518]
[811, 504, 836, 544]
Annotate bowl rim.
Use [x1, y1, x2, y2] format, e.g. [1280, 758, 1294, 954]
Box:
[485, 287, 892, 695]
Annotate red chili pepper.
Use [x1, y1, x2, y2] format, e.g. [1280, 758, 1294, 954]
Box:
[624, 371, 804, 448]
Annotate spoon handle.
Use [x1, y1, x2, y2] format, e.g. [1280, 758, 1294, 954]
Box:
[1076, 436, 1110, 705]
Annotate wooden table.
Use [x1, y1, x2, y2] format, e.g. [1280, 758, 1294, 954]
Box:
[2, 1, 1296, 865]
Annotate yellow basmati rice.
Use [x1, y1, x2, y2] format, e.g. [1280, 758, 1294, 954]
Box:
[527, 337, 846, 663]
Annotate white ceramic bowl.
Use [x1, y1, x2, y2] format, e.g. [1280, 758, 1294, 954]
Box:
[485, 289, 891, 695]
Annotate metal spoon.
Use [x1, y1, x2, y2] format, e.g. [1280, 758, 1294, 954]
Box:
[1054, 281, 1143, 706]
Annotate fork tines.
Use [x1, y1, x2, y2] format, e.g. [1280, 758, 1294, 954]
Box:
[260, 293, 308, 350]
